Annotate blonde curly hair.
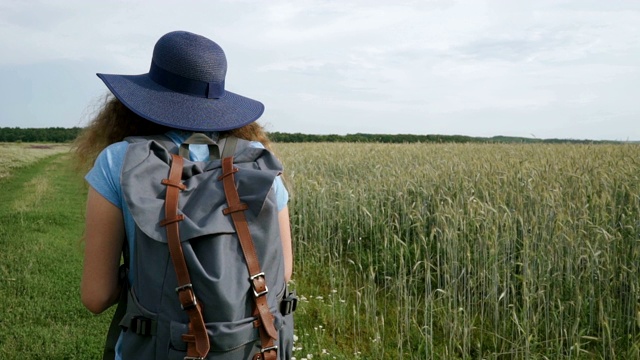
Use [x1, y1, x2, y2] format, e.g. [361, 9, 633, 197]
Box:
[74, 94, 273, 171]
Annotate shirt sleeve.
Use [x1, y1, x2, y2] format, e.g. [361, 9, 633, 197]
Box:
[85, 141, 129, 209]
[272, 176, 289, 211]
[248, 141, 289, 211]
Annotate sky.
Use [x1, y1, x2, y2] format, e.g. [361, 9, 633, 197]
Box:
[0, 0, 638, 141]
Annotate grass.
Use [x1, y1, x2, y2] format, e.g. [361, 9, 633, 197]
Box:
[0, 143, 69, 180]
[1, 142, 639, 359]
[275, 142, 640, 359]
[0, 151, 110, 359]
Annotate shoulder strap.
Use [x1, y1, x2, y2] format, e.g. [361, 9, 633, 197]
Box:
[102, 232, 130, 359]
[102, 263, 129, 360]
[220, 154, 279, 360]
[220, 136, 238, 159]
[161, 154, 210, 358]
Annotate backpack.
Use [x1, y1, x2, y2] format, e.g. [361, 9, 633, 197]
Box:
[103, 134, 297, 360]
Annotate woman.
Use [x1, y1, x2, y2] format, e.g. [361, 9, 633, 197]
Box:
[76, 31, 293, 359]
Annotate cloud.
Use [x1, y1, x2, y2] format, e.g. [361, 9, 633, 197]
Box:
[0, 0, 638, 139]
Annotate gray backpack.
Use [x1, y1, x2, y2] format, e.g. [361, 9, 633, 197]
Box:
[103, 134, 296, 360]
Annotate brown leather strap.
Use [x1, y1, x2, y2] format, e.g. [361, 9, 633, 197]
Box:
[251, 306, 278, 360]
[162, 154, 210, 359]
[220, 156, 279, 359]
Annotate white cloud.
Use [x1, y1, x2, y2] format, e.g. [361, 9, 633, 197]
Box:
[0, 0, 638, 139]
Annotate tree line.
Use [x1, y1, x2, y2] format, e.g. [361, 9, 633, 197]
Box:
[0, 127, 82, 143]
[268, 132, 610, 144]
[0, 127, 613, 144]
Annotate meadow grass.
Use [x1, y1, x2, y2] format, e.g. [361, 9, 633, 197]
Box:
[275, 142, 640, 359]
[0, 143, 69, 179]
[1, 142, 639, 359]
[0, 151, 108, 359]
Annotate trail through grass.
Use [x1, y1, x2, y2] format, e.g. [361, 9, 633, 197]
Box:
[0, 153, 109, 359]
[0, 143, 69, 180]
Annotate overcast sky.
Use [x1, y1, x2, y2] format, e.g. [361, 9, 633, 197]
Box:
[0, 0, 638, 140]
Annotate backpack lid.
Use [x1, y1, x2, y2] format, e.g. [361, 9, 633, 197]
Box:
[121, 139, 282, 243]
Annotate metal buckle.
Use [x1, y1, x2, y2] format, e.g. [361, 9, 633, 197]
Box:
[261, 345, 278, 355]
[175, 283, 193, 293]
[183, 357, 205, 360]
[180, 296, 198, 311]
[176, 283, 198, 310]
[249, 272, 269, 297]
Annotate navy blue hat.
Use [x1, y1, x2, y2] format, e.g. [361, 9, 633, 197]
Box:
[97, 31, 264, 131]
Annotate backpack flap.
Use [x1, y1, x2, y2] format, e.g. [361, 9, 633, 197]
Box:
[122, 139, 283, 244]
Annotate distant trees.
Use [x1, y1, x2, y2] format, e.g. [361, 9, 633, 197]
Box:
[0, 127, 82, 143]
[268, 132, 489, 143]
[268, 132, 609, 144]
[0, 127, 610, 144]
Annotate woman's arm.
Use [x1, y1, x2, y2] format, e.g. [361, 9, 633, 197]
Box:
[278, 206, 293, 283]
[81, 187, 125, 314]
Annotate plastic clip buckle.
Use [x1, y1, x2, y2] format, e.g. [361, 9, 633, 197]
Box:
[131, 316, 153, 336]
[280, 292, 298, 315]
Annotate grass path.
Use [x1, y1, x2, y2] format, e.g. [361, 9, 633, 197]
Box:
[0, 153, 110, 359]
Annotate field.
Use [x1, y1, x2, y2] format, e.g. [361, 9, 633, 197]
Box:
[0, 143, 70, 179]
[1, 142, 639, 359]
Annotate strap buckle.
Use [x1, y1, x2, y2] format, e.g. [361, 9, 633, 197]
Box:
[176, 283, 193, 293]
[260, 345, 278, 358]
[130, 316, 154, 336]
[280, 291, 298, 315]
[249, 272, 269, 297]
[176, 283, 198, 310]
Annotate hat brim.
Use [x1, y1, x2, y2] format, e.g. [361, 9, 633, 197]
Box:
[97, 73, 264, 132]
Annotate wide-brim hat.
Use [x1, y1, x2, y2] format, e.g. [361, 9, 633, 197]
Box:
[97, 31, 264, 131]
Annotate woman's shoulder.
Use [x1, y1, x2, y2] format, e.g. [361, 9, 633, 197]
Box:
[96, 141, 130, 169]
[105, 140, 130, 152]
[248, 141, 265, 149]
[85, 141, 130, 209]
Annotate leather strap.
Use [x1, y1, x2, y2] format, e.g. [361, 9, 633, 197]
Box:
[220, 156, 278, 360]
[162, 154, 210, 359]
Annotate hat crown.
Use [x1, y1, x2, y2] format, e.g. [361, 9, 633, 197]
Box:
[152, 31, 227, 83]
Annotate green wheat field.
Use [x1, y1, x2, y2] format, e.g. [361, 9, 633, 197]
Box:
[0, 141, 639, 359]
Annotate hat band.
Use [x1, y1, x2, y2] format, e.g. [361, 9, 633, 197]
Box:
[149, 61, 225, 99]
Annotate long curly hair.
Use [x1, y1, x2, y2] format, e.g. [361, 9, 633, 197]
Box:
[74, 94, 274, 171]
